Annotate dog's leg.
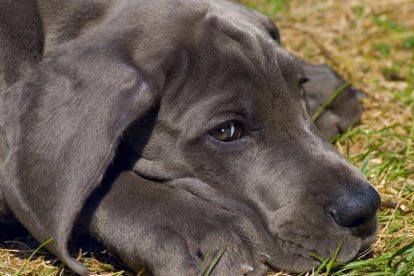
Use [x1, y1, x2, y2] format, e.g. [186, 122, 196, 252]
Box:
[0, 187, 16, 224]
[0, 0, 43, 91]
[81, 170, 277, 276]
[0, 1, 43, 225]
[0, 185, 7, 219]
[0, 148, 15, 223]
[302, 64, 363, 140]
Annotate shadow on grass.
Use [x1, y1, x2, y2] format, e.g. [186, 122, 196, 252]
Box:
[0, 223, 136, 275]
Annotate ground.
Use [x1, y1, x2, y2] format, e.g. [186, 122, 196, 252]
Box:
[1, 0, 413, 275]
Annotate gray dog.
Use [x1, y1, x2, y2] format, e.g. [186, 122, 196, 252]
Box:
[0, 0, 380, 275]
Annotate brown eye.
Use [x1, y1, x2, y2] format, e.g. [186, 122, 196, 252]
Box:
[299, 75, 308, 97]
[209, 121, 243, 142]
[299, 75, 309, 85]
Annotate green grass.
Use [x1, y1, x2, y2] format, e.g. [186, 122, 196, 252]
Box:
[199, 247, 227, 276]
[241, 0, 288, 15]
[312, 82, 351, 122]
[12, 238, 53, 276]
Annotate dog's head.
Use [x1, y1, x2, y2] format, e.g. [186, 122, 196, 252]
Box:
[123, 1, 380, 272]
[0, 0, 379, 274]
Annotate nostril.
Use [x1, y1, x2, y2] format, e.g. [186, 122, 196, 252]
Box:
[328, 206, 373, 228]
[349, 217, 367, 228]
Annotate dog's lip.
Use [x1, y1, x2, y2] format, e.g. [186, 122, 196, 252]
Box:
[359, 217, 378, 249]
[270, 220, 375, 270]
[361, 216, 378, 238]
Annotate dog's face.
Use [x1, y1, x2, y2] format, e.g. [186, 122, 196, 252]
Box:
[121, 1, 380, 272]
[0, 0, 379, 273]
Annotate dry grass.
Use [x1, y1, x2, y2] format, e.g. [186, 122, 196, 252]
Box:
[1, 0, 413, 275]
[0, 224, 128, 275]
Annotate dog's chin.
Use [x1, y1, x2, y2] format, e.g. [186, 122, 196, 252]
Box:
[269, 217, 378, 273]
[270, 234, 361, 273]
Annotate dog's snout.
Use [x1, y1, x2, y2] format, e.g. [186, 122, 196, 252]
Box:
[328, 185, 381, 232]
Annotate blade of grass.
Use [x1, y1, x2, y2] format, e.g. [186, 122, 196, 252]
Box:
[13, 237, 53, 276]
[386, 239, 414, 269]
[312, 82, 351, 122]
[203, 248, 226, 276]
[309, 252, 329, 275]
[324, 241, 342, 276]
[199, 246, 214, 274]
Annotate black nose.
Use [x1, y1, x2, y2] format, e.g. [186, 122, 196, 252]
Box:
[328, 185, 381, 232]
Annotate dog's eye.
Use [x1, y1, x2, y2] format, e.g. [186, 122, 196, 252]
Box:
[209, 121, 243, 142]
[299, 75, 309, 97]
[299, 75, 309, 85]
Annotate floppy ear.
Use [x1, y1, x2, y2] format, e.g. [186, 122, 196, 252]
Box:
[0, 38, 158, 274]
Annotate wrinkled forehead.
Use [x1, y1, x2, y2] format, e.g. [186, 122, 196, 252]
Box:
[158, 0, 306, 124]
[162, 54, 305, 134]
[191, 1, 304, 90]
[208, 0, 281, 42]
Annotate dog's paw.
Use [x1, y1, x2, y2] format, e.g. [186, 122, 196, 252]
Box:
[302, 64, 363, 140]
[184, 210, 270, 275]
[148, 211, 270, 276]
[85, 172, 273, 276]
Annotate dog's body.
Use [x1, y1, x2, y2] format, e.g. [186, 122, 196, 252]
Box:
[0, 1, 379, 275]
